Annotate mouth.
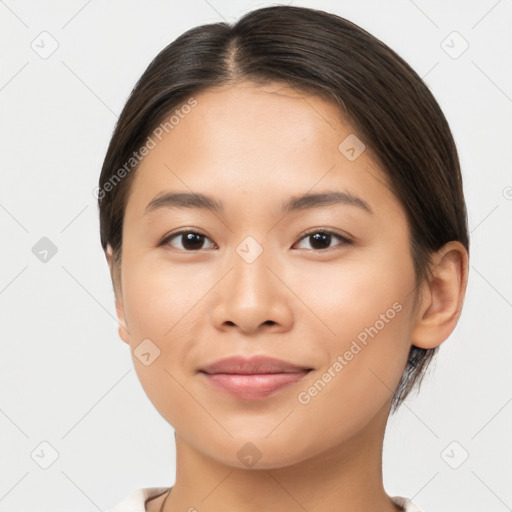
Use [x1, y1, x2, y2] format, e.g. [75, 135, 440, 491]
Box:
[198, 356, 313, 400]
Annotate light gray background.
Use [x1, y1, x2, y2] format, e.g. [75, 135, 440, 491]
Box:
[1, 1, 511, 511]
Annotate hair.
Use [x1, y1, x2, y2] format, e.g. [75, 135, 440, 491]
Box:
[97, 5, 469, 413]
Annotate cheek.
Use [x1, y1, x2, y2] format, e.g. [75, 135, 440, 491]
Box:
[121, 256, 203, 427]
[291, 249, 415, 411]
[122, 254, 205, 338]
[290, 299, 413, 449]
[290, 247, 414, 344]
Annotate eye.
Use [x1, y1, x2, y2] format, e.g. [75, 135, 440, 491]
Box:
[293, 229, 352, 251]
[160, 228, 352, 252]
[161, 230, 216, 251]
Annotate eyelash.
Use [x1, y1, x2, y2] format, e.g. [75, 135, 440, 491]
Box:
[159, 228, 353, 252]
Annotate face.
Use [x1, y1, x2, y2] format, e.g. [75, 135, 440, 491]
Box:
[112, 81, 421, 468]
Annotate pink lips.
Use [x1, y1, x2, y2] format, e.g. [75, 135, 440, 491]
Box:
[199, 356, 312, 400]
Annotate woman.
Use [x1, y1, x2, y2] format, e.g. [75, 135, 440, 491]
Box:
[98, 5, 469, 511]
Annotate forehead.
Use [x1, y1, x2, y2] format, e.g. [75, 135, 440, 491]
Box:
[124, 81, 399, 222]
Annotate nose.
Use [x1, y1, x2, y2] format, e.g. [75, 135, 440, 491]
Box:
[210, 243, 294, 335]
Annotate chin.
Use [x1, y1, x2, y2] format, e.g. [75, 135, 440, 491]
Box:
[199, 433, 321, 471]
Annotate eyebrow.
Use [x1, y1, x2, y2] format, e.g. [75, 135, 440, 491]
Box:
[144, 190, 373, 216]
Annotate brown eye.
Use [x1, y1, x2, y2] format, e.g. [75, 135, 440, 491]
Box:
[294, 230, 352, 251]
[162, 231, 216, 251]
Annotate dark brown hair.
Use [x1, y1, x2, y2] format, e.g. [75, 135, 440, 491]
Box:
[97, 5, 469, 413]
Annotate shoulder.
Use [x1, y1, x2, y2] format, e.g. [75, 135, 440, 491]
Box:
[391, 495, 424, 511]
[107, 487, 170, 512]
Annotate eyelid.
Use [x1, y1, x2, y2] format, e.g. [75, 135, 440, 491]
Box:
[297, 227, 352, 243]
[160, 227, 353, 251]
[292, 228, 353, 250]
[159, 228, 217, 249]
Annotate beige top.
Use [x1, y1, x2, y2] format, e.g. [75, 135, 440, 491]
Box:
[107, 487, 424, 511]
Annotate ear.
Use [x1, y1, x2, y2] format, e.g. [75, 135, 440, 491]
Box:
[105, 244, 130, 345]
[411, 241, 469, 349]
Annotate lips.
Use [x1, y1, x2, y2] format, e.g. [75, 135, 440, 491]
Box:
[198, 356, 313, 400]
[200, 355, 312, 375]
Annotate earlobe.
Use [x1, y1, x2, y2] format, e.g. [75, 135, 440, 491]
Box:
[115, 298, 130, 346]
[105, 243, 113, 265]
[105, 244, 130, 346]
[411, 241, 469, 350]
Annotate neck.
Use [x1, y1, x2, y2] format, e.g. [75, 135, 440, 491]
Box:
[162, 402, 402, 512]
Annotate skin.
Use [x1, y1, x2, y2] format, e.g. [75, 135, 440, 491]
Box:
[105, 81, 468, 512]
